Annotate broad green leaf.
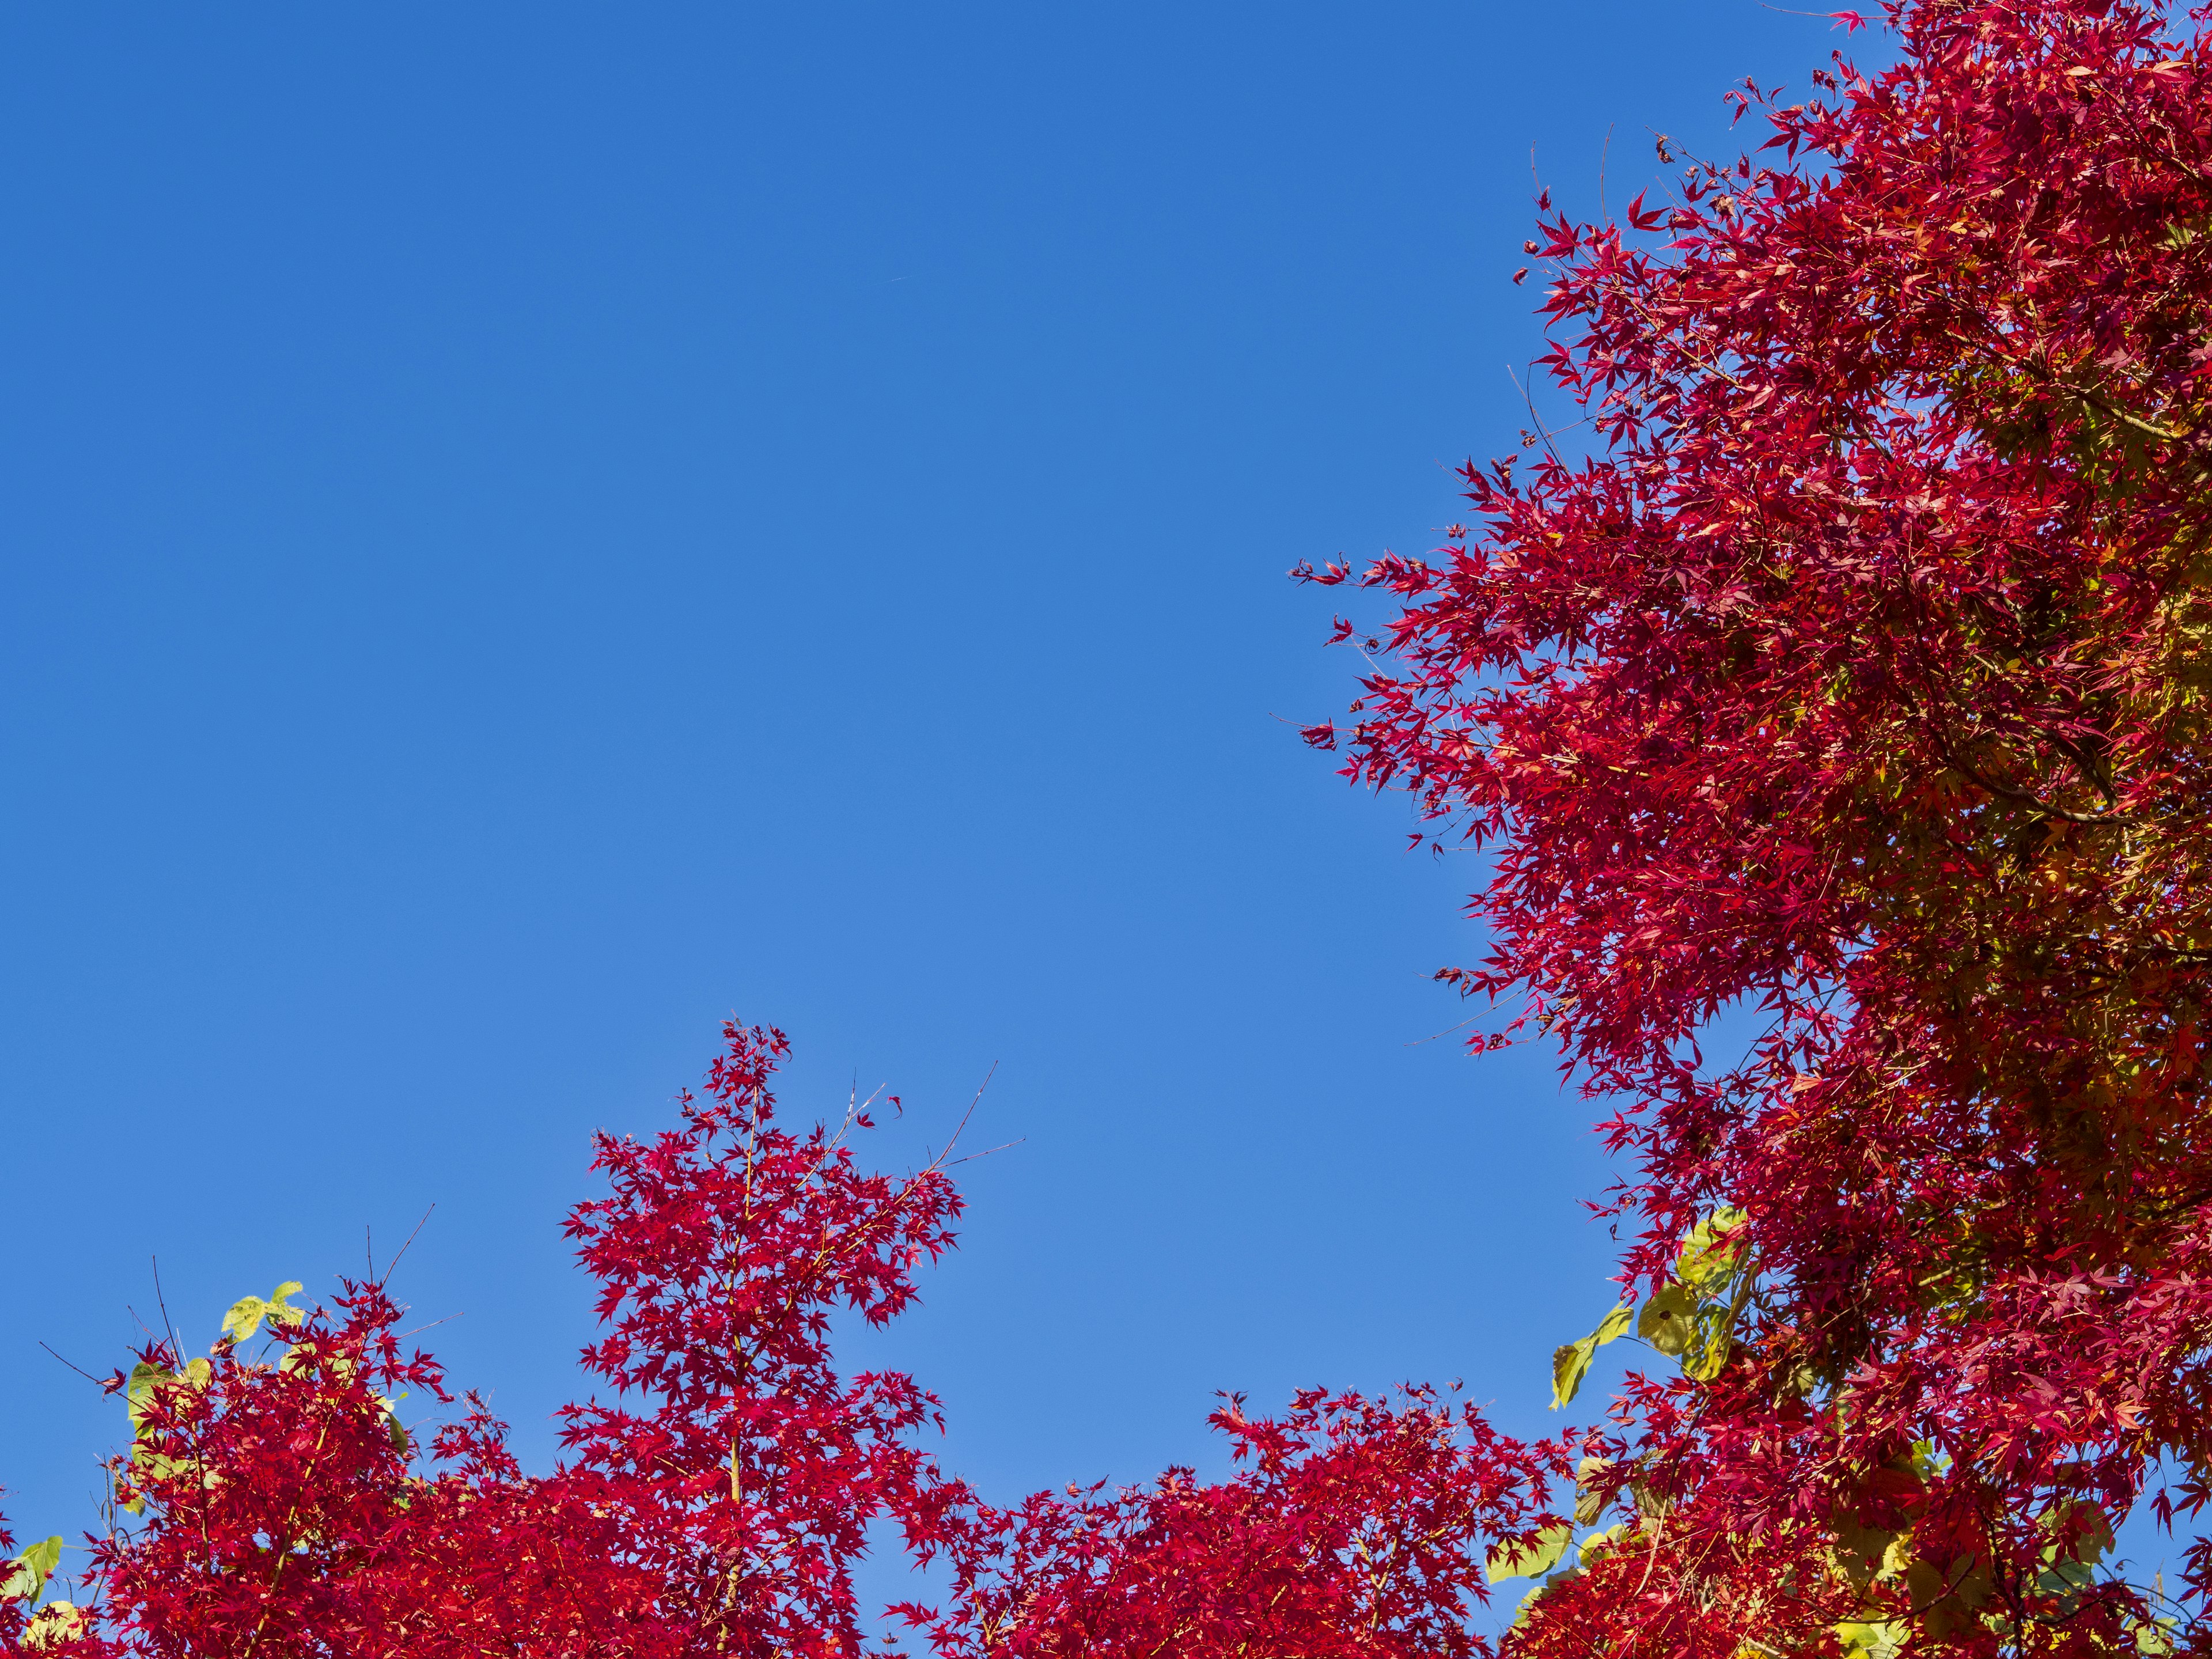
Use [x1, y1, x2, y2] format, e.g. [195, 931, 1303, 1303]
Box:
[2039, 1559, 2094, 1594]
[1637, 1285, 1695, 1357]
[23, 1600, 86, 1650]
[1677, 1206, 1748, 1293]
[123, 1357, 207, 1513]
[1681, 1308, 1734, 1381]
[1837, 1619, 1904, 1659]
[1590, 1301, 1634, 1346]
[279, 1340, 353, 1384]
[127, 1357, 210, 1442]
[1832, 1516, 1899, 1586]
[219, 1297, 266, 1343]
[2, 1536, 63, 1604]
[265, 1282, 305, 1329]
[1487, 1520, 1572, 1582]
[2134, 1615, 2179, 1655]
[1573, 1455, 1612, 1525]
[1550, 1337, 1597, 1410]
[2039, 1498, 2114, 1567]
[222, 1281, 305, 1344]
[1550, 1301, 1635, 1410]
[120, 1450, 186, 1516]
[126, 1361, 173, 1430]
[1578, 1523, 1625, 1561]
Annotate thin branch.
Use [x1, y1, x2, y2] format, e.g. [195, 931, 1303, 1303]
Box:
[378, 1206, 437, 1289]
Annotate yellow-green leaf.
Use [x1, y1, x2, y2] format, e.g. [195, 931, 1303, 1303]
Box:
[1578, 1522, 1625, 1561]
[2, 1536, 63, 1604]
[1487, 1521, 1572, 1582]
[1637, 1285, 1695, 1357]
[22, 1600, 86, 1650]
[379, 1396, 410, 1456]
[1681, 1308, 1734, 1381]
[1550, 1301, 1636, 1410]
[1551, 1337, 1597, 1410]
[126, 1361, 173, 1430]
[1837, 1618, 1904, 1659]
[1591, 1301, 1634, 1346]
[221, 1281, 305, 1344]
[1677, 1206, 1748, 1294]
[1573, 1455, 1613, 1526]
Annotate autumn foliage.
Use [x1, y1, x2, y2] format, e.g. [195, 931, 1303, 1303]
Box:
[0, 1024, 1569, 1658]
[1302, 0, 2212, 1648]
[9, 0, 2212, 1651]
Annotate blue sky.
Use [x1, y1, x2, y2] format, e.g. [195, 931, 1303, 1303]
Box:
[0, 0, 1916, 1616]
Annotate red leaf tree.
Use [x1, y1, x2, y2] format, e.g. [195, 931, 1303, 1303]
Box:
[10, 1, 2210, 1654]
[0, 1027, 1569, 1658]
[1303, 0, 2212, 1650]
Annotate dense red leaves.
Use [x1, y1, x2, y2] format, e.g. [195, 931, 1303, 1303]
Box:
[556, 1021, 964, 1659]
[13, 3, 2207, 1653]
[3, 1287, 650, 1659]
[1304, 0, 2212, 1649]
[0, 1025, 1571, 1657]
[906, 1389, 1568, 1659]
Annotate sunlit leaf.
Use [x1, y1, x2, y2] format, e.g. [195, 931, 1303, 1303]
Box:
[1487, 1521, 1573, 1582]
[1637, 1285, 1695, 1357]
[2, 1536, 63, 1605]
[1550, 1337, 1597, 1410]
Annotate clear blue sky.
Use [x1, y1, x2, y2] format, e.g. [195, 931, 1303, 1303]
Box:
[1, 0, 1884, 1612]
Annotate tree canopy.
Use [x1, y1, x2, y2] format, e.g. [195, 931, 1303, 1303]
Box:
[1305, 0, 2212, 1646]
[7, 0, 2211, 1652]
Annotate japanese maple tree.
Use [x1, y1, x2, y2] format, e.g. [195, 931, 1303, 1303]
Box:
[0, 1024, 1569, 1658]
[9, 0, 2211, 1654]
[1302, 0, 2212, 1650]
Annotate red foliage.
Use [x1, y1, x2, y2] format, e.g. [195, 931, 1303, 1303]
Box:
[905, 1388, 1567, 1659]
[554, 1021, 964, 1659]
[8, 2, 2209, 1654]
[59, 1286, 661, 1658]
[1302, 0, 2212, 1649]
[0, 1025, 1569, 1658]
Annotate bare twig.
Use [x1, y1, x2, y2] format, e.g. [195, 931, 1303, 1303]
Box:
[379, 1206, 437, 1287]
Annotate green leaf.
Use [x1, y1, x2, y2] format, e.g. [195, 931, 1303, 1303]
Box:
[219, 1297, 266, 1344]
[2039, 1498, 2114, 1567]
[1833, 1516, 1898, 1586]
[379, 1396, 410, 1457]
[1578, 1523, 1625, 1561]
[221, 1283, 305, 1354]
[126, 1361, 173, 1430]
[1677, 1206, 1748, 1294]
[2039, 1559, 2094, 1594]
[1550, 1337, 1597, 1410]
[1681, 1308, 1734, 1381]
[1573, 1455, 1613, 1526]
[127, 1357, 211, 1444]
[1487, 1521, 1572, 1582]
[221, 1281, 305, 1344]
[1591, 1301, 1634, 1346]
[1550, 1301, 1635, 1410]
[1637, 1285, 1696, 1357]
[1837, 1619, 1904, 1659]
[2133, 1615, 2179, 1655]
[24, 1600, 86, 1649]
[2, 1537, 63, 1604]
